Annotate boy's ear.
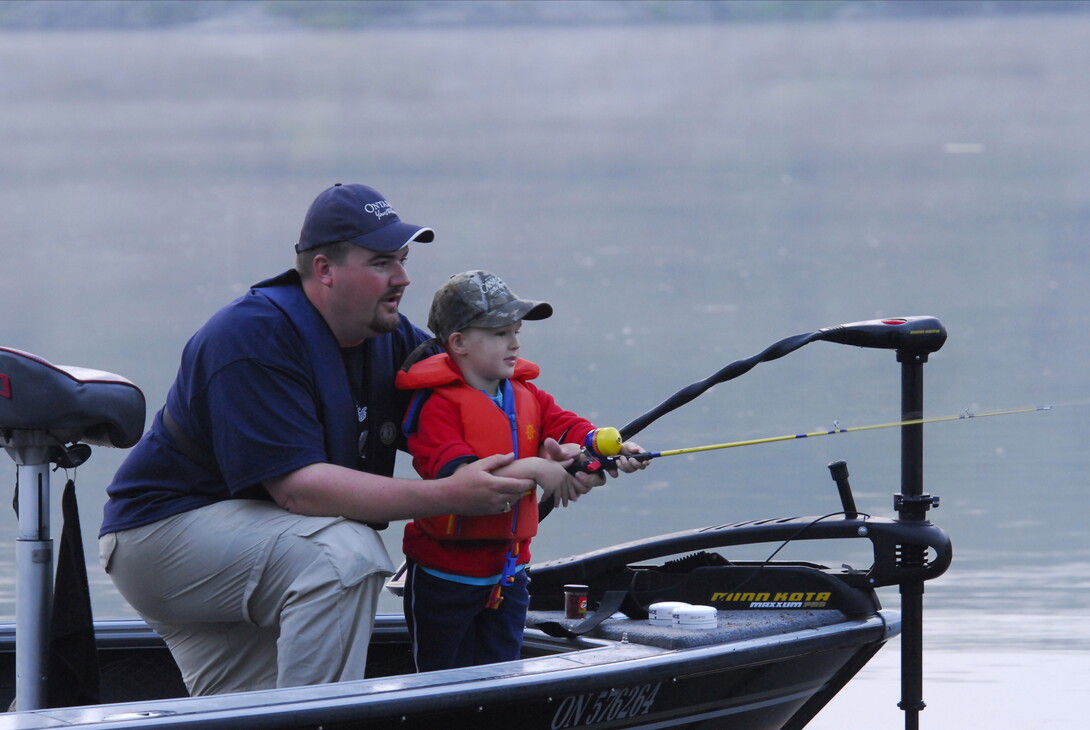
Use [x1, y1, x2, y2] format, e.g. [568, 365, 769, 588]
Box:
[447, 332, 467, 356]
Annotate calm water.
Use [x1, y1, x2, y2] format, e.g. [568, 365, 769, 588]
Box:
[3, 14, 1089, 727]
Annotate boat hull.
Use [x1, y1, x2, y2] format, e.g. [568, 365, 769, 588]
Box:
[0, 610, 897, 730]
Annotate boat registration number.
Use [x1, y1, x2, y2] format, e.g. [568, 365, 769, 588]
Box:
[550, 682, 662, 728]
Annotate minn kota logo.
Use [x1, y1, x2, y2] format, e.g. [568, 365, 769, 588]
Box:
[710, 591, 832, 609]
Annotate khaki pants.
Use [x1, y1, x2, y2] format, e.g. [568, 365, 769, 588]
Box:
[100, 499, 394, 696]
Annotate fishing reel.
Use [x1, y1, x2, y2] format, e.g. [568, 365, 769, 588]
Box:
[565, 427, 624, 476]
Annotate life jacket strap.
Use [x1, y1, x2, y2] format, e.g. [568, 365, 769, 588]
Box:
[485, 542, 521, 609]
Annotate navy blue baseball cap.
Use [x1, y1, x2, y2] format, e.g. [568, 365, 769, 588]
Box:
[295, 183, 435, 253]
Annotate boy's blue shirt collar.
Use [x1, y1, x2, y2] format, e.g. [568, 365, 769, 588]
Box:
[479, 379, 509, 409]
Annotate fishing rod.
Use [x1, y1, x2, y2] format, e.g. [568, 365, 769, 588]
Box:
[581, 404, 1051, 468]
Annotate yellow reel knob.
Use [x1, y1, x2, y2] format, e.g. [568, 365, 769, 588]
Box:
[592, 427, 624, 457]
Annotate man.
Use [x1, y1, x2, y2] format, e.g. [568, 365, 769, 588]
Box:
[99, 183, 588, 695]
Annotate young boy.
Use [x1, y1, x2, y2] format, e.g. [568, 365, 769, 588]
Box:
[395, 270, 645, 671]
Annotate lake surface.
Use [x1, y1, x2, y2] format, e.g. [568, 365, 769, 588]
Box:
[2, 12, 1088, 727]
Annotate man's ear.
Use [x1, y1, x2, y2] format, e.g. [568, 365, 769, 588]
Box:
[311, 254, 334, 286]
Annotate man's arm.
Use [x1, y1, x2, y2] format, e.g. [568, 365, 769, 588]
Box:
[263, 454, 531, 523]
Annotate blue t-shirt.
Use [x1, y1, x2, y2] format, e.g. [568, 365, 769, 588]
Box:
[101, 270, 431, 536]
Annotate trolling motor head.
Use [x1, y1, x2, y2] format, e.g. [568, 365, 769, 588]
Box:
[817, 316, 946, 360]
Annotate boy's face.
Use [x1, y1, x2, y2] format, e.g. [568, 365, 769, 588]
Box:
[450, 323, 522, 391]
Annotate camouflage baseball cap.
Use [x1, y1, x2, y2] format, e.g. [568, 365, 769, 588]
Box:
[428, 270, 552, 344]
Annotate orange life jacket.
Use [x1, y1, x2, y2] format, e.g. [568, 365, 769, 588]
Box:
[400, 354, 542, 542]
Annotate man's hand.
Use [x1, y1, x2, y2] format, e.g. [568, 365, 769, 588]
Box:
[441, 453, 536, 515]
[538, 437, 579, 464]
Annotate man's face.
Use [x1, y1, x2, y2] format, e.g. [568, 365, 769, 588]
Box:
[327, 244, 412, 345]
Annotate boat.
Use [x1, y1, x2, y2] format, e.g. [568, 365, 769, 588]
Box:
[0, 316, 953, 729]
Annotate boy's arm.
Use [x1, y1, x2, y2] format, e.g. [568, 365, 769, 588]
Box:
[482, 440, 587, 508]
[411, 387, 603, 507]
[530, 385, 650, 484]
[528, 382, 596, 446]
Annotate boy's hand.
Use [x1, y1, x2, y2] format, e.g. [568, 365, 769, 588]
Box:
[605, 442, 649, 476]
[539, 438, 601, 505]
[534, 460, 587, 508]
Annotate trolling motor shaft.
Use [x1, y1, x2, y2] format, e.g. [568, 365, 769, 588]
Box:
[895, 338, 939, 729]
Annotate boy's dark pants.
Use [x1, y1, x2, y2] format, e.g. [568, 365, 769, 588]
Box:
[403, 560, 530, 672]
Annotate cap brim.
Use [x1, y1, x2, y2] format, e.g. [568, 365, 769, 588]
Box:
[469, 300, 553, 329]
[349, 222, 435, 252]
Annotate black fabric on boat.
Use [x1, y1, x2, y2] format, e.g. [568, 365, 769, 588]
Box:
[530, 590, 633, 638]
[47, 479, 101, 708]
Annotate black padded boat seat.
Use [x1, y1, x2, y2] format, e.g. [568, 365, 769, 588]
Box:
[0, 346, 145, 448]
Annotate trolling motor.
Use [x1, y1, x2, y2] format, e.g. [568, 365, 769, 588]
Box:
[887, 319, 944, 730]
[0, 347, 145, 711]
[557, 316, 951, 730]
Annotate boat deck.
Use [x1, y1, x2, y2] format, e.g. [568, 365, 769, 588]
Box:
[526, 608, 857, 649]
